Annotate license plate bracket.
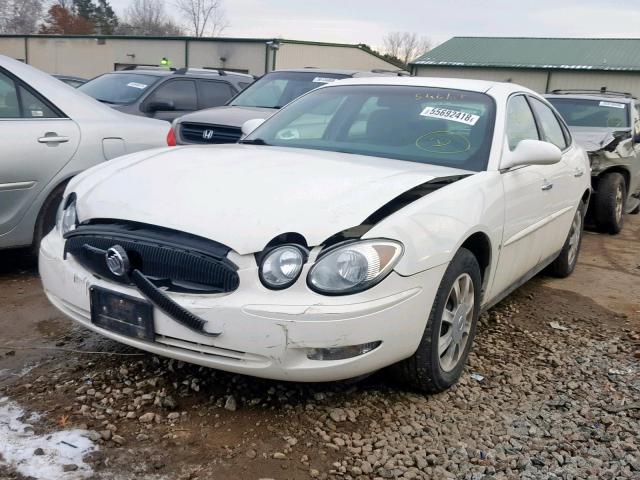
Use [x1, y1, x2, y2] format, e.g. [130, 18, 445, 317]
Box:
[90, 286, 154, 341]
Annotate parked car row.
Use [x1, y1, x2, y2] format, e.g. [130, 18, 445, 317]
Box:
[0, 54, 634, 393]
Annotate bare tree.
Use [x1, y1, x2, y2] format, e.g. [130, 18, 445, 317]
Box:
[0, 0, 43, 34]
[383, 32, 431, 66]
[174, 0, 227, 37]
[120, 0, 184, 35]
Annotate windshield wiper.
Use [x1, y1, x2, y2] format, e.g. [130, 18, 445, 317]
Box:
[239, 138, 270, 146]
[96, 98, 118, 104]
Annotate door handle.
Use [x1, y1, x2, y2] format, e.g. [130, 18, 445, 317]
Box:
[541, 182, 554, 191]
[38, 133, 69, 144]
[574, 169, 585, 178]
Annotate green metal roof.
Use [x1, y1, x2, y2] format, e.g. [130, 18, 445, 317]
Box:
[411, 37, 640, 72]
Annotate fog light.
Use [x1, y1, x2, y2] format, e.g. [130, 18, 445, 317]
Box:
[307, 341, 381, 361]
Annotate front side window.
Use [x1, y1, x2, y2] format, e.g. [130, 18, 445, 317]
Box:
[79, 73, 160, 104]
[229, 71, 349, 109]
[529, 97, 568, 150]
[506, 95, 539, 150]
[146, 80, 197, 111]
[244, 85, 496, 171]
[547, 97, 630, 128]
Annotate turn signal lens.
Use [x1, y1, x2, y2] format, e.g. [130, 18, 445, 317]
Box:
[307, 341, 382, 360]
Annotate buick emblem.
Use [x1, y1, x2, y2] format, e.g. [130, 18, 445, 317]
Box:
[105, 245, 130, 277]
[202, 129, 214, 140]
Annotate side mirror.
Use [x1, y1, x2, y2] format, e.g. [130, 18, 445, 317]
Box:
[501, 139, 562, 170]
[146, 99, 175, 112]
[241, 118, 266, 136]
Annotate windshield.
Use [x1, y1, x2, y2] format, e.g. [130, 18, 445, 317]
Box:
[547, 97, 630, 128]
[79, 73, 160, 104]
[244, 85, 496, 171]
[229, 71, 349, 109]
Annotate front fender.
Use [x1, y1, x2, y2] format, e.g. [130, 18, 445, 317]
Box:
[363, 171, 504, 277]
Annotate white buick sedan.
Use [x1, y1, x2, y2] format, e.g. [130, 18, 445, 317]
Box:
[40, 78, 590, 392]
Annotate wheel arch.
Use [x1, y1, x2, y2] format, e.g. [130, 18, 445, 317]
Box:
[32, 174, 75, 244]
[459, 231, 492, 298]
[594, 166, 630, 193]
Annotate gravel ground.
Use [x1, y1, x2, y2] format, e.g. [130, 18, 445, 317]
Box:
[0, 217, 639, 480]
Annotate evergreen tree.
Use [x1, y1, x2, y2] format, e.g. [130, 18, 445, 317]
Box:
[94, 0, 118, 34]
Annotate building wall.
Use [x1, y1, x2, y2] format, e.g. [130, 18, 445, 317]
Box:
[415, 65, 640, 98]
[0, 36, 399, 79]
[548, 71, 640, 98]
[0, 37, 25, 61]
[188, 41, 265, 74]
[414, 66, 549, 92]
[276, 43, 399, 71]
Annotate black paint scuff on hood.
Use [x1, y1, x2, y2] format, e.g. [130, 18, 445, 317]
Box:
[322, 175, 471, 248]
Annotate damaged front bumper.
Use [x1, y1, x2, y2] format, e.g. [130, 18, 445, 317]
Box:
[39, 231, 445, 382]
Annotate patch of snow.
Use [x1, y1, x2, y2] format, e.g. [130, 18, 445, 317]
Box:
[0, 397, 97, 479]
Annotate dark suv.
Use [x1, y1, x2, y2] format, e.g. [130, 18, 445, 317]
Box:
[171, 68, 406, 145]
[79, 67, 254, 122]
[546, 90, 640, 234]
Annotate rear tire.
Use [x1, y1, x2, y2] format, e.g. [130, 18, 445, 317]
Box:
[593, 172, 626, 234]
[548, 202, 585, 278]
[392, 248, 481, 393]
[31, 182, 66, 257]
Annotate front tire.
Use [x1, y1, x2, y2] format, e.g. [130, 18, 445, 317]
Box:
[548, 202, 585, 278]
[593, 172, 626, 234]
[393, 248, 481, 393]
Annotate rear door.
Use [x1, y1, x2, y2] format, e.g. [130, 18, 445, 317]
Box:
[528, 96, 577, 256]
[0, 69, 80, 236]
[196, 80, 237, 109]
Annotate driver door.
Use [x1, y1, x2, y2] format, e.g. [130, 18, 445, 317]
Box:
[489, 95, 555, 299]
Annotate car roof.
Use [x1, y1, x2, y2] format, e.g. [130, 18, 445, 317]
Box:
[272, 68, 407, 77]
[108, 68, 253, 79]
[545, 93, 634, 103]
[315, 76, 533, 96]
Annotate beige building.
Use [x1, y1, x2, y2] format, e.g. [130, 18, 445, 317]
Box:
[0, 34, 399, 79]
[411, 37, 640, 98]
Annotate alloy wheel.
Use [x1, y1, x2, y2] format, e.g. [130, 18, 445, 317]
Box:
[438, 273, 474, 372]
[567, 208, 583, 267]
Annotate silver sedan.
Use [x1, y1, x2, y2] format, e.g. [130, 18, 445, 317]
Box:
[0, 56, 171, 252]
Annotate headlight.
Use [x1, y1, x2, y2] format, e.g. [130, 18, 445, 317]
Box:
[55, 195, 78, 235]
[259, 245, 306, 289]
[307, 239, 403, 295]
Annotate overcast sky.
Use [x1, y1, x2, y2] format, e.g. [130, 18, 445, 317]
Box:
[108, 0, 640, 49]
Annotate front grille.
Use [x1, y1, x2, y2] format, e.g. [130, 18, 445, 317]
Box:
[64, 221, 239, 294]
[179, 122, 243, 144]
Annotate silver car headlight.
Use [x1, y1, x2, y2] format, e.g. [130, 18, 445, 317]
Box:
[55, 195, 78, 235]
[259, 245, 306, 289]
[307, 239, 403, 295]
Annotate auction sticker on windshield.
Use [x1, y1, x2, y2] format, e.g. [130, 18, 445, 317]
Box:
[420, 106, 480, 126]
[127, 82, 148, 89]
[599, 101, 625, 109]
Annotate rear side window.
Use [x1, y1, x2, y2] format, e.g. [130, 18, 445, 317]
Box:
[147, 80, 197, 111]
[506, 95, 539, 150]
[529, 97, 568, 150]
[197, 80, 236, 108]
[0, 72, 19, 118]
[19, 86, 58, 118]
[0, 71, 59, 119]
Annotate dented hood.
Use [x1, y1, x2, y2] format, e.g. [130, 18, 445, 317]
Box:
[73, 144, 471, 254]
[569, 126, 632, 153]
